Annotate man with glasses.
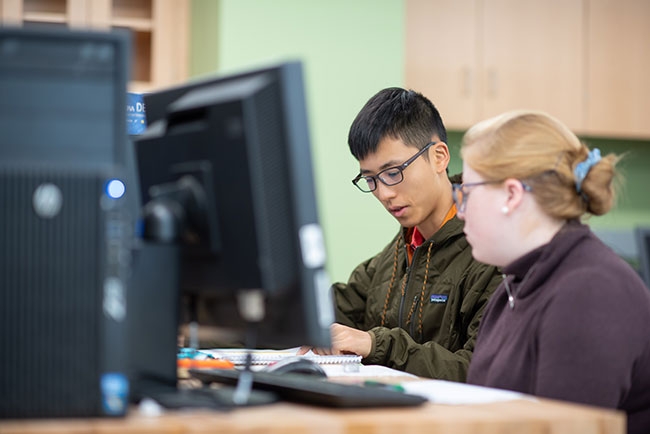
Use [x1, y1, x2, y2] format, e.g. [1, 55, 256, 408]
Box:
[312, 88, 501, 381]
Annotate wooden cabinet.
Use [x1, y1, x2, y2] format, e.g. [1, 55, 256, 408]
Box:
[407, 0, 650, 139]
[406, 0, 584, 132]
[586, 0, 650, 138]
[406, 0, 481, 129]
[480, 0, 584, 131]
[0, 0, 189, 92]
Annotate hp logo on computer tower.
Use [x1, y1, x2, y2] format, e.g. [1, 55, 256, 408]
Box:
[32, 183, 64, 219]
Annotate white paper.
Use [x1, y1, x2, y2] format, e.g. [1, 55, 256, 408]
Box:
[202, 347, 362, 366]
[401, 379, 535, 405]
[322, 363, 419, 378]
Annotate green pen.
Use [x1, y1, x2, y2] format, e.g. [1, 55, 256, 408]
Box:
[363, 380, 405, 393]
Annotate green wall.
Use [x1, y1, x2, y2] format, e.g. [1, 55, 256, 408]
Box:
[190, 0, 650, 283]
[190, 0, 404, 284]
[579, 137, 650, 229]
[445, 132, 650, 230]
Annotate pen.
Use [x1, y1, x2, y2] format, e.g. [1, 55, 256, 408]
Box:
[363, 380, 405, 393]
[177, 358, 235, 369]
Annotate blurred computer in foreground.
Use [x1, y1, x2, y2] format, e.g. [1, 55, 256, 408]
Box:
[0, 26, 133, 418]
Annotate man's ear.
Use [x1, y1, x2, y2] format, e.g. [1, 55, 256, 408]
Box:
[430, 142, 450, 173]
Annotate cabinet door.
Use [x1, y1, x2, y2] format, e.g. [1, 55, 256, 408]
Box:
[586, 0, 650, 138]
[481, 0, 585, 131]
[406, 0, 585, 132]
[405, 0, 481, 130]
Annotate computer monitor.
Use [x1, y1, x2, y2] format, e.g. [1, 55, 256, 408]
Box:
[635, 226, 650, 289]
[134, 61, 334, 351]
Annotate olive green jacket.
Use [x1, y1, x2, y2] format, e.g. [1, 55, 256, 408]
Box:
[333, 216, 501, 382]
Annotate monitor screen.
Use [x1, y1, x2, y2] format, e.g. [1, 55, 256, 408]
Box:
[134, 61, 334, 350]
[635, 227, 650, 289]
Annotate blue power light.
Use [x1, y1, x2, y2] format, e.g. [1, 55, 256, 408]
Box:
[106, 179, 126, 199]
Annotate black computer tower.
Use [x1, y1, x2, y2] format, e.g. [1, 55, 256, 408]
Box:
[0, 167, 131, 418]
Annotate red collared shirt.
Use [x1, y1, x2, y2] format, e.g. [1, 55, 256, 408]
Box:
[406, 204, 457, 264]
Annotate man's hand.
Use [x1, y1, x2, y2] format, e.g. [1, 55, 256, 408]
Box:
[297, 323, 372, 357]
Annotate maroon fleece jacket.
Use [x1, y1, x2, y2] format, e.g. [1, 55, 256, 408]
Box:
[467, 221, 650, 434]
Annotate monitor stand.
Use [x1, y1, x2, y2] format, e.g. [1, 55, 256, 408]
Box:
[135, 378, 279, 410]
[128, 241, 279, 410]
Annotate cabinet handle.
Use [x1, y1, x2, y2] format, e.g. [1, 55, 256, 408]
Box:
[462, 67, 473, 97]
[487, 69, 498, 98]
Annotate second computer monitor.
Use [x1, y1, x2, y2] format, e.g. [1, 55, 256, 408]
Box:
[135, 61, 334, 349]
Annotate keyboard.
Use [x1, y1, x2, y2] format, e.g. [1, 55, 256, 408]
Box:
[189, 368, 427, 408]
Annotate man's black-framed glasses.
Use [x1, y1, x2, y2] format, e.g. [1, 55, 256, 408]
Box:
[352, 141, 436, 193]
[452, 180, 532, 213]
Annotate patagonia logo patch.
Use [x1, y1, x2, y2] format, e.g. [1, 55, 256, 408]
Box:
[430, 294, 448, 304]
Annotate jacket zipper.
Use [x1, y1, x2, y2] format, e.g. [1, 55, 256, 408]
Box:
[398, 269, 407, 327]
[399, 241, 426, 328]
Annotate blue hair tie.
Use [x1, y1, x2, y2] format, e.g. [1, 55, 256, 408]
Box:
[574, 148, 601, 194]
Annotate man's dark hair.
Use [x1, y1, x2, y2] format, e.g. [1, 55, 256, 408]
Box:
[348, 87, 447, 161]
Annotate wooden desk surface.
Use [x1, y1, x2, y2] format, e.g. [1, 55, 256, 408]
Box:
[0, 396, 625, 434]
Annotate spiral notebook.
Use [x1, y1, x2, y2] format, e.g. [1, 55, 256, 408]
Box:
[202, 347, 362, 366]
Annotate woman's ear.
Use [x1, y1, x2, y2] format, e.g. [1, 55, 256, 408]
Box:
[503, 179, 527, 212]
[430, 142, 450, 173]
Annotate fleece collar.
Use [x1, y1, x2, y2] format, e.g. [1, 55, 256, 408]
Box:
[502, 219, 591, 299]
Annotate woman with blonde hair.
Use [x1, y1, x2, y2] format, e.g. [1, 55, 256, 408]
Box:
[455, 110, 650, 434]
